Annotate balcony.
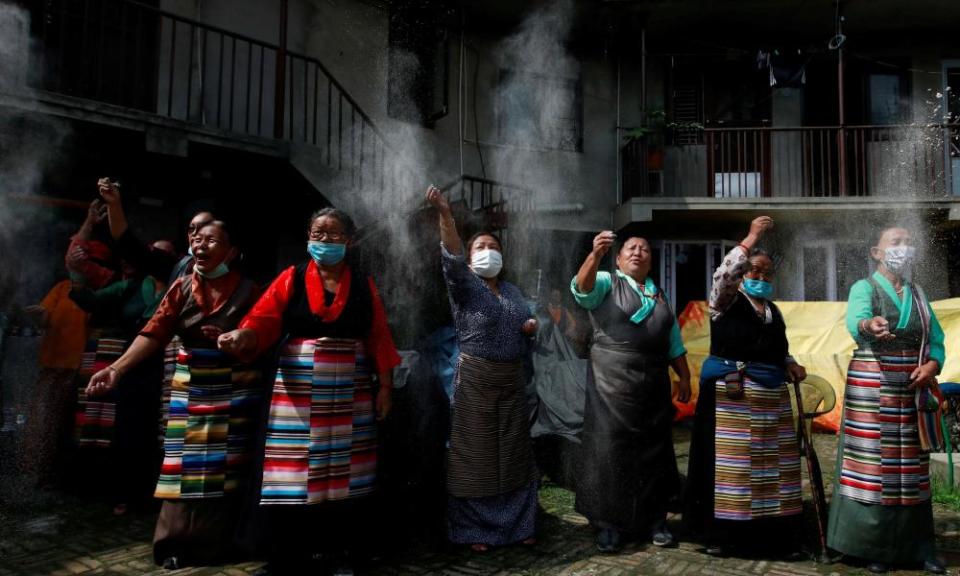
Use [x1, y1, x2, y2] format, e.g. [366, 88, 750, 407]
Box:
[616, 123, 960, 226]
[623, 124, 960, 200]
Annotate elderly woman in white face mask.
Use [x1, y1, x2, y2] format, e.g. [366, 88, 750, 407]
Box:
[827, 226, 946, 575]
[425, 186, 539, 552]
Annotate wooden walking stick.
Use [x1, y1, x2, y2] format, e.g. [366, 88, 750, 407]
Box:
[792, 377, 830, 561]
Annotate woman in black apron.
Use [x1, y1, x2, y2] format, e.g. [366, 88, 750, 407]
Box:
[570, 231, 691, 553]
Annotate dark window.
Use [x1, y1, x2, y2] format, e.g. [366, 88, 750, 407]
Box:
[28, 0, 161, 111]
[868, 73, 908, 125]
[387, 0, 451, 127]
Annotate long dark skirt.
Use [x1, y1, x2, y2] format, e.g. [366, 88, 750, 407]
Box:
[446, 354, 538, 546]
[575, 346, 679, 534]
[153, 498, 239, 565]
[263, 498, 376, 572]
[827, 427, 936, 565]
[683, 375, 803, 553]
[447, 480, 538, 546]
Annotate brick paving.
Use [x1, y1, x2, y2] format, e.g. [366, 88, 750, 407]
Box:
[2, 429, 959, 575]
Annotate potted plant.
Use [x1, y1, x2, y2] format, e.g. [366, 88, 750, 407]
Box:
[623, 109, 667, 170]
[622, 109, 703, 171]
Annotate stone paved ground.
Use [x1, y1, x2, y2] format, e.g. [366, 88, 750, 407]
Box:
[2, 428, 959, 576]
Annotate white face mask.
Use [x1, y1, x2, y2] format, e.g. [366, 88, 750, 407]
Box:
[471, 249, 503, 279]
[883, 245, 916, 273]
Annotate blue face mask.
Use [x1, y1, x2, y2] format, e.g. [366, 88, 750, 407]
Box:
[742, 278, 773, 300]
[308, 241, 346, 266]
[195, 261, 229, 279]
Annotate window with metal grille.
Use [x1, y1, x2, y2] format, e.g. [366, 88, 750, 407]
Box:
[670, 84, 703, 145]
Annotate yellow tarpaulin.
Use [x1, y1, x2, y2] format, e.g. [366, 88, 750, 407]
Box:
[673, 298, 960, 431]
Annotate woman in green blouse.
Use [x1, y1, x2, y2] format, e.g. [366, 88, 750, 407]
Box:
[570, 232, 690, 553]
[827, 226, 945, 575]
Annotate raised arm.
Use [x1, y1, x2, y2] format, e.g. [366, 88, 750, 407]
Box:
[425, 185, 463, 255]
[575, 231, 615, 295]
[97, 178, 129, 241]
[65, 200, 116, 289]
[709, 216, 772, 317]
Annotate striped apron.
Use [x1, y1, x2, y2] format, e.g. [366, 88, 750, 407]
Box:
[75, 335, 126, 448]
[713, 377, 802, 520]
[447, 353, 536, 499]
[838, 349, 929, 505]
[260, 337, 376, 505]
[157, 336, 181, 445]
[155, 347, 262, 499]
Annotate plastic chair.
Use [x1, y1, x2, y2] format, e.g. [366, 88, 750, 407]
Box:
[788, 375, 837, 435]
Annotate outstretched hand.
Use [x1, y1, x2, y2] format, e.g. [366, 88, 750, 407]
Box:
[86, 366, 120, 397]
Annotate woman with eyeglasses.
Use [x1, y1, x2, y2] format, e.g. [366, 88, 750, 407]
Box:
[425, 186, 540, 553]
[218, 207, 400, 575]
[683, 216, 807, 559]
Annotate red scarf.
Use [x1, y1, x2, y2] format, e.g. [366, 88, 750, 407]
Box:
[306, 260, 352, 322]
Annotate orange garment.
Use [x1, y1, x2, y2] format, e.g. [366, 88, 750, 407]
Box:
[38, 280, 89, 369]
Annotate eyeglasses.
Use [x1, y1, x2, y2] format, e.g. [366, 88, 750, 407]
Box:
[309, 230, 347, 242]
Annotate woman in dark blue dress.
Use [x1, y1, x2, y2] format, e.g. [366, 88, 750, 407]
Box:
[426, 185, 539, 552]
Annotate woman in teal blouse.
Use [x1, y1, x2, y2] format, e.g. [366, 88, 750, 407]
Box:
[570, 232, 690, 553]
[827, 226, 946, 575]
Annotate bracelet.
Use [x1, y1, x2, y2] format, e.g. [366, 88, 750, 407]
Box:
[738, 243, 751, 254]
[107, 365, 121, 378]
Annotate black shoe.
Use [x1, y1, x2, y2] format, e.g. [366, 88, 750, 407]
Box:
[781, 550, 805, 562]
[704, 544, 724, 557]
[595, 528, 622, 554]
[866, 562, 888, 574]
[161, 556, 180, 570]
[651, 525, 675, 548]
[925, 559, 947, 574]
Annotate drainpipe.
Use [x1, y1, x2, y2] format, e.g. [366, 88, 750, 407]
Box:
[274, 0, 289, 139]
[616, 56, 622, 205]
[836, 3, 847, 195]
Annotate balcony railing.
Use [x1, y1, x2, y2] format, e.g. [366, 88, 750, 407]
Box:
[26, 0, 397, 196]
[623, 124, 960, 199]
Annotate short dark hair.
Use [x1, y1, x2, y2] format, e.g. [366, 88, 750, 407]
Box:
[465, 231, 503, 258]
[309, 207, 357, 237]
